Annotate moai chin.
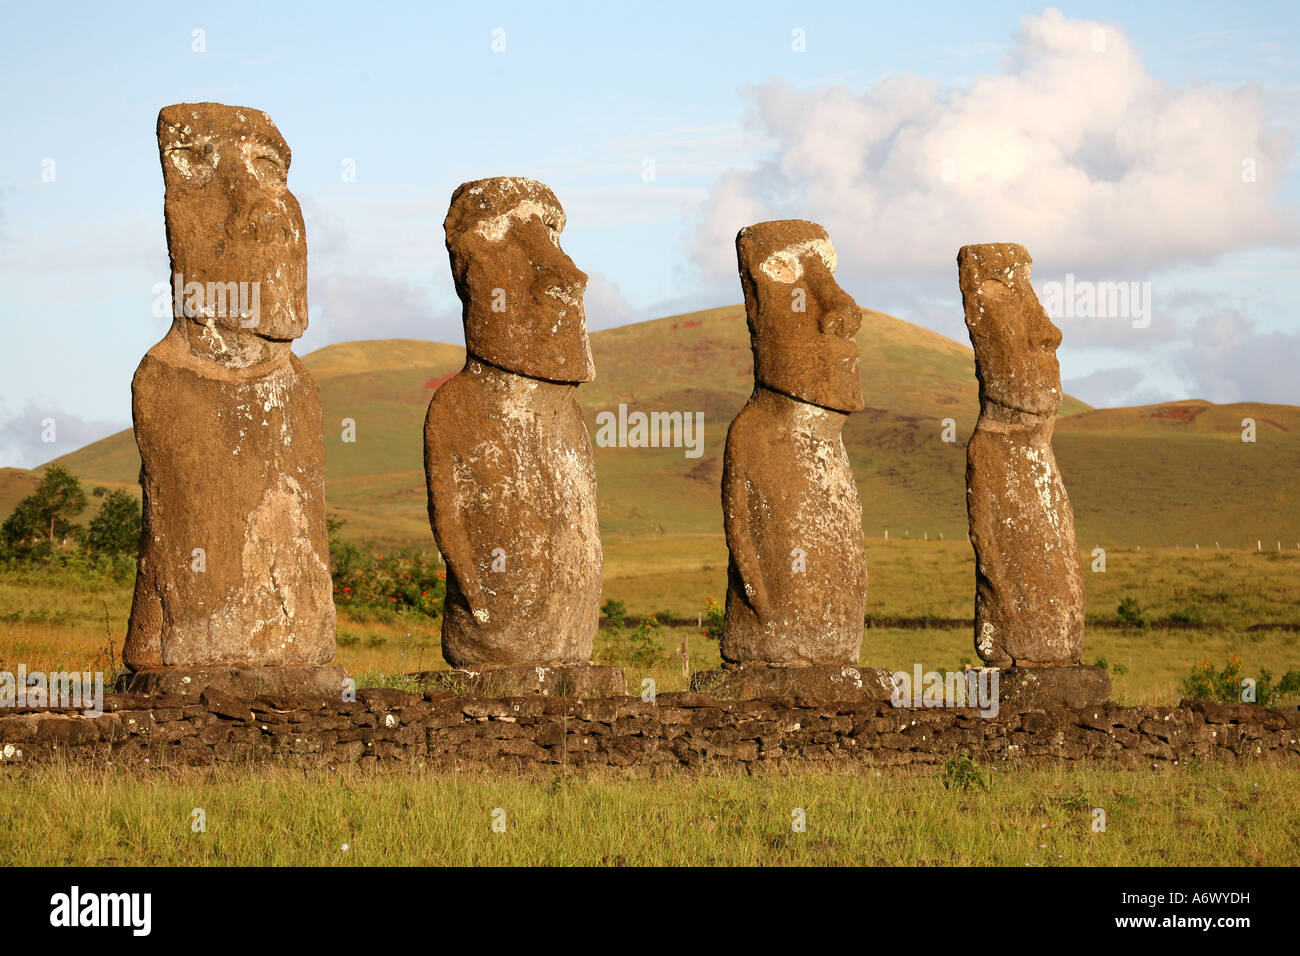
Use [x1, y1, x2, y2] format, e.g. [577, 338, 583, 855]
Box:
[696, 221, 890, 701]
[424, 177, 613, 692]
[123, 103, 340, 697]
[959, 243, 1108, 707]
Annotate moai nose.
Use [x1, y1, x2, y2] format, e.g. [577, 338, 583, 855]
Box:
[819, 286, 861, 337]
[225, 197, 296, 245]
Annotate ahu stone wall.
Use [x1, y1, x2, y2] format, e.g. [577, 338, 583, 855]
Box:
[1, 689, 1297, 772]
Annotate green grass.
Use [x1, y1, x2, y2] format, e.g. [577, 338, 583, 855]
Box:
[1, 761, 1295, 866]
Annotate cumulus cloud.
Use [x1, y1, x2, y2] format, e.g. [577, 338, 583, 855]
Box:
[582, 271, 637, 331]
[0, 402, 126, 470]
[308, 273, 457, 345]
[693, 7, 1297, 286]
[1173, 309, 1300, 404]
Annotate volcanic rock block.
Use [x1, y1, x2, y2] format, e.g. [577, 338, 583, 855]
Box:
[690, 663, 894, 702]
[958, 243, 1085, 667]
[719, 220, 869, 671]
[425, 177, 605, 670]
[124, 103, 341, 694]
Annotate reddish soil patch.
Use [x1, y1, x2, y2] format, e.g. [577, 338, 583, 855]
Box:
[1147, 405, 1206, 424]
[423, 372, 456, 391]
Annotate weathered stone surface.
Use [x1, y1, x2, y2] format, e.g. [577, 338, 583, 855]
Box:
[5, 688, 1297, 771]
[721, 220, 867, 666]
[121, 666, 348, 700]
[691, 664, 893, 702]
[125, 103, 336, 672]
[416, 663, 625, 698]
[996, 665, 1112, 710]
[958, 243, 1084, 666]
[425, 177, 601, 667]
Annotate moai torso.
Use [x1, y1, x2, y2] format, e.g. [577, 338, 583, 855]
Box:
[721, 220, 867, 666]
[426, 177, 602, 667]
[124, 103, 334, 670]
[722, 388, 866, 664]
[959, 243, 1084, 666]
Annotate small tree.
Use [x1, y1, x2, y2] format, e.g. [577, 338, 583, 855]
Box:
[1, 464, 86, 552]
[84, 489, 142, 557]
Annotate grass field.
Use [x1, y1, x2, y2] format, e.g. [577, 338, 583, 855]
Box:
[1, 761, 1295, 866]
[2, 539, 1298, 867]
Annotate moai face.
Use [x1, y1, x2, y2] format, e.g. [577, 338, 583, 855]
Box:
[958, 243, 1063, 417]
[736, 220, 864, 413]
[158, 103, 308, 344]
[444, 177, 594, 383]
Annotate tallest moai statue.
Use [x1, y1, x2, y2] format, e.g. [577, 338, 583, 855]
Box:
[123, 103, 342, 697]
[959, 243, 1109, 707]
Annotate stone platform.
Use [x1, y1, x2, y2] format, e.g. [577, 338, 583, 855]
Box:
[117, 666, 349, 701]
[413, 663, 626, 698]
[690, 663, 894, 701]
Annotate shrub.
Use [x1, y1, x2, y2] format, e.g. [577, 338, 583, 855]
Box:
[327, 517, 445, 618]
[1180, 657, 1300, 706]
[940, 755, 990, 792]
[702, 596, 724, 642]
[1116, 596, 1148, 628]
[601, 599, 627, 629]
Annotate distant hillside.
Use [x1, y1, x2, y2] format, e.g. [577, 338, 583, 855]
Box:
[12, 306, 1300, 550]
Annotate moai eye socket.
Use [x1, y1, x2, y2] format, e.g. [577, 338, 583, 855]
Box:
[165, 141, 218, 185]
[245, 143, 287, 186]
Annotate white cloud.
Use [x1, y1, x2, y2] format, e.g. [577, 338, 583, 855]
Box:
[0, 401, 126, 470]
[693, 7, 1297, 285]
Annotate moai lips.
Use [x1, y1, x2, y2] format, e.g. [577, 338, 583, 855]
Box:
[123, 103, 336, 679]
[719, 220, 870, 667]
[426, 177, 603, 668]
[959, 242, 1085, 667]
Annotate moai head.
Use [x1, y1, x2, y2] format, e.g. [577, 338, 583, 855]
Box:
[158, 103, 308, 346]
[958, 243, 1063, 418]
[444, 177, 594, 383]
[736, 220, 864, 413]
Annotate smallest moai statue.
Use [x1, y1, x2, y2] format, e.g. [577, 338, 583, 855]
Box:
[689, 220, 892, 702]
[959, 242, 1109, 708]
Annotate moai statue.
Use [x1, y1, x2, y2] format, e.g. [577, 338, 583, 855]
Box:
[959, 243, 1109, 707]
[691, 220, 892, 701]
[423, 177, 619, 697]
[123, 103, 343, 698]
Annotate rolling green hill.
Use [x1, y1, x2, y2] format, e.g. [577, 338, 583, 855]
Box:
[10, 306, 1300, 551]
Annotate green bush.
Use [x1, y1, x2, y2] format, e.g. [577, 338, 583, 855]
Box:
[702, 596, 724, 642]
[1117, 596, 1148, 628]
[328, 517, 445, 617]
[1180, 657, 1300, 706]
[601, 599, 627, 629]
[940, 755, 990, 792]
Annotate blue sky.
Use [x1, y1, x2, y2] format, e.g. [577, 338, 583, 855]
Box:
[1, 0, 1297, 467]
